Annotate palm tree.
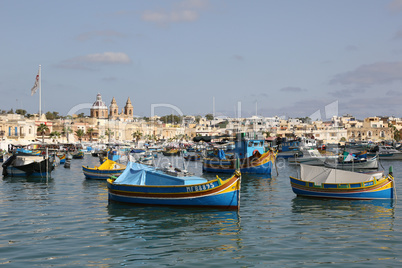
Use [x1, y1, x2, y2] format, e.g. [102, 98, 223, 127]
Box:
[75, 129, 85, 143]
[263, 131, 271, 138]
[105, 128, 113, 143]
[86, 128, 94, 142]
[37, 123, 49, 143]
[62, 126, 73, 143]
[49, 131, 61, 143]
[132, 130, 142, 145]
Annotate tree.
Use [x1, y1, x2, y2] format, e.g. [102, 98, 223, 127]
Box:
[49, 131, 61, 143]
[86, 128, 94, 142]
[15, 109, 27, 116]
[263, 131, 271, 138]
[105, 128, 113, 143]
[75, 129, 85, 143]
[62, 126, 73, 143]
[389, 123, 401, 142]
[132, 130, 142, 145]
[159, 114, 182, 124]
[205, 114, 214, 120]
[37, 123, 49, 143]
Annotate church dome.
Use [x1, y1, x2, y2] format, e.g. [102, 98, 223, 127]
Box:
[92, 93, 108, 110]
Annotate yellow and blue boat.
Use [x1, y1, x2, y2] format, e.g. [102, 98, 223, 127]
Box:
[290, 164, 395, 199]
[202, 133, 276, 174]
[58, 153, 66, 164]
[72, 151, 84, 159]
[82, 159, 126, 180]
[107, 162, 241, 209]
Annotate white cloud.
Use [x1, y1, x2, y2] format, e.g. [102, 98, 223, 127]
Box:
[330, 61, 402, 86]
[142, 10, 198, 23]
[56, 52, 131, 70]
[141, 0, 209, 24]
[79, 52, 131, 64]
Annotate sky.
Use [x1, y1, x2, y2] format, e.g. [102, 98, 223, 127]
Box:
[1, 0, 402, 120]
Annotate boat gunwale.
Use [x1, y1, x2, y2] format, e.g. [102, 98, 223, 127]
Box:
[289, 174, 393, 191]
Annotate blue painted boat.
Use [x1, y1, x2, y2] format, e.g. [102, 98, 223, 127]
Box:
[72, 151, 84, 159]
[107, 162, 241, 209]
[290, 164, 395, 199]
[82, 159, 126, 180]
[202, 133, 276, 174]
[183, 153, 201, 161]
[276, 139, 301, 158]
[58, 153, 66, 164]
[2, 154, 54, 177]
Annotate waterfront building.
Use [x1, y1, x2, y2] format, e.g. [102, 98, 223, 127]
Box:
[0, 114, 37, 148]
[90, 93, 108, 119]
[346, 116, 392, 142]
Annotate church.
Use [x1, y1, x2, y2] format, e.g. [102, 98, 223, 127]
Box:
[90, 93, 134, 121]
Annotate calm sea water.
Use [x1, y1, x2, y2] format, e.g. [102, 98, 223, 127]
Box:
[1, 155, 402, 267]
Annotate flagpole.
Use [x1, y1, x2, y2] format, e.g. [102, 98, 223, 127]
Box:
[39, 65, 41, 117]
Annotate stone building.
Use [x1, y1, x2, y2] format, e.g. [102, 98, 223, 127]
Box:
[90, 93, 108, 119]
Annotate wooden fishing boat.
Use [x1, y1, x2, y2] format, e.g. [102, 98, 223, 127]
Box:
[289, 164, 395, 199]
[107, 162, 241, 209]
[58, 153, 66, 164]
[288, 149, 338, 166]
[324, 155, 378, 170]
[162, 148, 181, 156]
[202, 133, 276, 174]
[367, 145, 402, 160]
[82, 159, 126, 180]
[183, 153, 201, 161]
[2, 154, 54, 177]
[72, 151, 84, 159]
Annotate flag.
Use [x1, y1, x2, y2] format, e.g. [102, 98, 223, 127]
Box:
[31, 70, 39, 95]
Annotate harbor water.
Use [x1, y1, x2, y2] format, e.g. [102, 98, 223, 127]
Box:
[1, 155, 401, 267]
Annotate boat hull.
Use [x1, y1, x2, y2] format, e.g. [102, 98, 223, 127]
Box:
[2, 155, 53, 177]
[162, 151, 181, 156]
[82, 167, 125, 179]
[367, 153, 402, 160]
[203, 151, 275, 174]
[107, 171, 241, 209]
[82, 159, 126, 179]
[324, 157, 378, 170]
[72, 152, 84, 159]
[290, 176, 394, 200]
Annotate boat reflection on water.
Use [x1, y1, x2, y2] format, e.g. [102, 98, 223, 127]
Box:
[291, 196, 395, 212]
[106, 202, 242, 250]
[291, 196, 395, 230]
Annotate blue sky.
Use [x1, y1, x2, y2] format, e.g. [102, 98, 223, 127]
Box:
[1, 0, 402, 119]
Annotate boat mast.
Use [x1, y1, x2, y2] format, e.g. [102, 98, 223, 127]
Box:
[39, 64, 42, 116]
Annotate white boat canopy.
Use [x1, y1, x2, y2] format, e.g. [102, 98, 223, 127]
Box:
[300, 164, 382, 185]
